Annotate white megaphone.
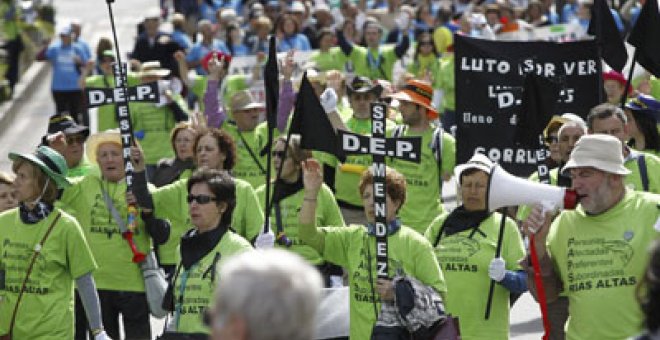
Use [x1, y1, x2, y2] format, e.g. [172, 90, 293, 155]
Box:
[487, 165, 578, 212]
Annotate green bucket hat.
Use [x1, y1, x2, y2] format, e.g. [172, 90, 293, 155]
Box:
[8, 146, 71, 188]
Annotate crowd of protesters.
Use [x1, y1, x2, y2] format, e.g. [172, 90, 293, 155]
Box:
[1, 0, 660, 339]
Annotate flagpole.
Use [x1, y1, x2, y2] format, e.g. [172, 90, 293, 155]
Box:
[484, 208, 507, 320]
[620, 49, 638, 109]
[104, 0, 145, 263]
[262, 36, 279, 235]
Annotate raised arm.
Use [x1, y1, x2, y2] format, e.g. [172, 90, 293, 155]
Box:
[277, 50, 296, 132]
[298, 159, 326, 252]
[204, 53, 228, 128]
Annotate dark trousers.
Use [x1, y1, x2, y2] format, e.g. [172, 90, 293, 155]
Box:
[52, 90, 87, 127]
[75, 290, 151, 340]
[3, 37, 23, 93]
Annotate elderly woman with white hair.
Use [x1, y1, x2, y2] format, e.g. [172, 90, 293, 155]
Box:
[208, 249, 323, 340]
[50, 129, 170, 339]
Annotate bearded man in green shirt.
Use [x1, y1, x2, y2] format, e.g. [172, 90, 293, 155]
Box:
[524, 134, 660, 340]
[387, 79, 456, 234]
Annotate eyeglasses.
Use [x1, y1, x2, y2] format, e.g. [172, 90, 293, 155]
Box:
[418, 41, 433, 46]
[66, 135, 87, 145]
[271, 150, 286, 159]
[187, 194, 217, 204]
[544, 136, 559, 144]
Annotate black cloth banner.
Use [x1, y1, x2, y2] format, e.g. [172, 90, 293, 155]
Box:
[455, 35, 601, 176]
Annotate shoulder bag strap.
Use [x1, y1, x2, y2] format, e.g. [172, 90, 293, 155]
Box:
[101, 189, 129, 233]
[637, 154, 649, 192]
[432, 126, 444, 197]
[7, 212, 61, 337]
[235, 129, 266, 175]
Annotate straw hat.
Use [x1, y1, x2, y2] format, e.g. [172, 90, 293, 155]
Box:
[138, 61, 170, 78]
[86, 129, 122, 165]
[230, 90, 265, 112]
[8, 146, 71, 188]
[388, 79, 439, 119]
[562, 134, 630, 175]
[543, 113, 585, 138]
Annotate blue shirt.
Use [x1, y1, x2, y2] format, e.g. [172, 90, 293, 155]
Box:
[46, 41, 88, 91]
[172, 29, 192, 51]
[74, 39, 92, 61]
[228, 43, 249, 56]
[186, 39, 229, 75]
[277, 34, 311, 52]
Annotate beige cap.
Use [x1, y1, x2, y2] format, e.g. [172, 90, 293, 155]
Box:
[230, 90, 265, 112]
[563, 134, 631, 175]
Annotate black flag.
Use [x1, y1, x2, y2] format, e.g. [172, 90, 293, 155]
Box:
[588, 0, 628, 72]
[289, 73, 341, 158]
[264, 36, 279, 128]
[628, 0, 660, 77]
[515, 74, 560, 148]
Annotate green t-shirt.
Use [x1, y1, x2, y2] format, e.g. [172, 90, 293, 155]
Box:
[67, 156, 93, 179]
[322, 117, 395, 207]
[406, 54, 442, 89]
[0, 209, 96, 339]
[516, 167, 560, 221]
[131, 95, 189, 165]
[222, 122, 271, 189]
[546, 190, 660, 340]
[174, 231, 253, 334]
[85, 74, 140, 132]
[624, 150, 660, 194]
[0, 3, 20, 40]
[347, 44, 399, 81]
[437, 55, 455, 111]
[256, 183, 344, 264]
[650, 76, 660, 100]
[389, 126, 456, 234]
[310, 47, 347, 72]
[58, 174, 153, 292]
[425, 212, 526, 340]
[190, 75, 207, 112]
[151, 176, 263, 264]
[320, 224, 447, 340]
[192, 74, 250, 117]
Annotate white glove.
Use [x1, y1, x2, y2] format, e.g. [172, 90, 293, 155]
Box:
[320, 88, 338, 114]
[94, 331, 112, 340]
[488, 257, 506, 282]
[255, 230, 275, 249]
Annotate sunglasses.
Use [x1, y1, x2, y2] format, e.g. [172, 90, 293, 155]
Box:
[187, 194, 217, 204]
[544, 136, 559, 144]
[66, 135, 87, 145]
[271, 150, 287, 159]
